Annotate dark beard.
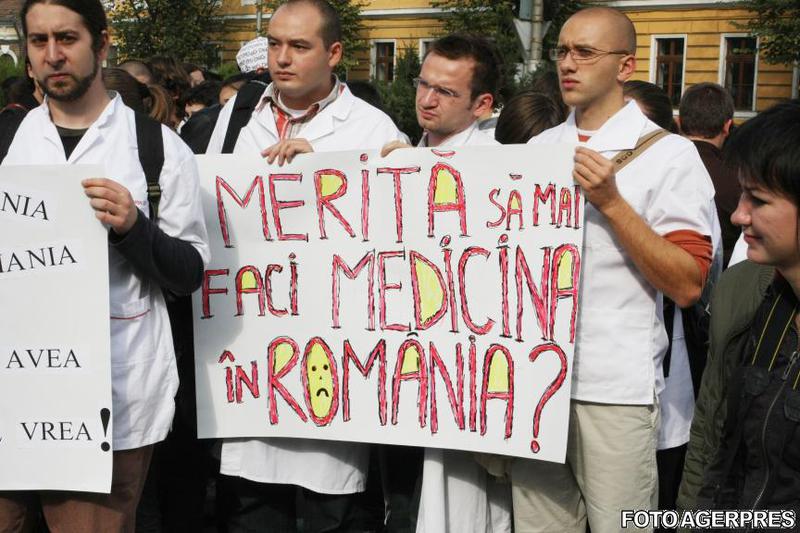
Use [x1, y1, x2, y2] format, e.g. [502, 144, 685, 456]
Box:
[40, 60, 98, 102]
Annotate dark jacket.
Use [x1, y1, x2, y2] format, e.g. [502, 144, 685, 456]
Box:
[677, 261, 773, 510]
[693, 140, 740, 268]
[678, 261, 800, 520]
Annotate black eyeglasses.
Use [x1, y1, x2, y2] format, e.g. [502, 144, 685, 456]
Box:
[549, 45, 631, 63]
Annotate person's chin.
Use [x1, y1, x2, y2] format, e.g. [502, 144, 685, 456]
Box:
[560, 92, 584, 108]
[417, 117, 436, 131]
[274, 79, 300, 94]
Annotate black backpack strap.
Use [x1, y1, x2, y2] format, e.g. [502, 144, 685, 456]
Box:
[221, 80, 268, 154]
[0, 108, 27, 163]
[134, 111, 165, 221]
[663, 298, 676, 378]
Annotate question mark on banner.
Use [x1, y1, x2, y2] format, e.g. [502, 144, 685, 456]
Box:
[528, 343, 568, 453]
[100, 408, 111, 452]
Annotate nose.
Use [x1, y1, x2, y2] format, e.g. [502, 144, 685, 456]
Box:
[730, 193, 750, 227]
[417, 86, 437, 107]
[275, 44, 291, 67]
[45, 37, 63, 65]
[558, 51, 577, 74]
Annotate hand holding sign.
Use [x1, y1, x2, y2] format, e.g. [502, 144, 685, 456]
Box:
[82, 178, 139, 235]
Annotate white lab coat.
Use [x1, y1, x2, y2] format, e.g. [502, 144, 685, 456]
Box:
[206, 83, 406, 494]
[3, 94, 210, 450]
[657, 208, 721, 451]
[415, 121, 513, 533]
[528, 100, 716, 405]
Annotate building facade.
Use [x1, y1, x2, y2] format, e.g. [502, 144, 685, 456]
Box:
[0, 0, 24, 68]
[216, 0, 446, 81]
[215, 0, 797, 115]
[602, 0, 798, 116]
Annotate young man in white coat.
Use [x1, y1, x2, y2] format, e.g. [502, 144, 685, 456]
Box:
[206, 0, 404, 530]
[381, 34, 512, 533]
[0, 0, 210, 531]
[512, 7, 715, 532]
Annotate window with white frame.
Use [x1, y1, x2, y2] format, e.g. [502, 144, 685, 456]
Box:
[722, 36, 758, 111]
[373, 41, 395, 82]
[653, 37, 685, 106]
[419, 39, 434, 61]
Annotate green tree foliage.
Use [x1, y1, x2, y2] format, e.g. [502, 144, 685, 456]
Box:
[0, 57, 25, 108]
[432, 0, 522, 103]
[264, 0, 369, 74]
[109, 0, 221, 66]
[738, 0, 800, 65]
[542, 0, 583, 51]
[430, 0, 583, 101]
[376, 47, 422, 143]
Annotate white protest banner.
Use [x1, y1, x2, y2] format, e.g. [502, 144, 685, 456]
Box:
[194, 144, 582, 462]
[0, 165, 112, 492]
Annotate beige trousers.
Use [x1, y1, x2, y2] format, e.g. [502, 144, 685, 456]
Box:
[511, 400, 659, 533]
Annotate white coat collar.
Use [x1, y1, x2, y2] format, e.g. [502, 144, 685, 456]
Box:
[561, 100, 649, 152]
[418, 120, 482, 148]
[40, 92, 121, 162]
[298, 83, 356, 143]
[255, 82, 357, 144]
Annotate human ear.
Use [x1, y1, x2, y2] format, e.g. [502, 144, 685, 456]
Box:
[328, 41, 343, 69]
[472, 93, 494, 118]
[617, 54, 636, 82]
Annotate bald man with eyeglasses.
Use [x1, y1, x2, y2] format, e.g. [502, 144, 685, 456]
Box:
[511, 8, 716, 533]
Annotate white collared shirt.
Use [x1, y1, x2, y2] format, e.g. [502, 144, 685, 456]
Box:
[529, 100, 715, 405]
[417, 120, 497, 148]
[3, 94, 210, 449]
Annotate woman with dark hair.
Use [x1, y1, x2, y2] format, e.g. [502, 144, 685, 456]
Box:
[678, 100, 800, 520]
[102, 68, 176, 128]
[494, 90, 565, 144]
[624, 80, 678, 133]
[147, 56, 190, 124]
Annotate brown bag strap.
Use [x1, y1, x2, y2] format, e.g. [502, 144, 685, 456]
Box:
[611, 128, 670, 173]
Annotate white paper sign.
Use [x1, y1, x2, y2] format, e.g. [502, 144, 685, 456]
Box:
[194, 144, 582, 462]
[236, 37, 269, 73]
[0, 165, 112, 492]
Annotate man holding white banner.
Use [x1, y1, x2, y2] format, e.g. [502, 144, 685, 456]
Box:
[206, 0, 404, 530]
[381, 33, 511, 533]
[512, 7, 716, 533]
[0, 0, 209, 531]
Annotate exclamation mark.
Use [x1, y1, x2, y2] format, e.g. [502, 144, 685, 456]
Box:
[100, 408, 110, 452]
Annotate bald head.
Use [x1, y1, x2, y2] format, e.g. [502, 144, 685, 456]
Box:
[565, 7, 637, 55]
[118, 60, 153, 85]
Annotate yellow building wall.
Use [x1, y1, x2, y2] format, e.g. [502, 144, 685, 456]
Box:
[215, 0, 443, 78]
[624, 7, 794, 113]
[213, 1, 795, 109]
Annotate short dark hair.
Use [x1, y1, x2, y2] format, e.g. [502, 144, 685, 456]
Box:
[724, 99, 800, 205]
[21, 0, 107, 53]
[182, 80, 222, 108]
[679, 82, 734, 138]
[426, 33, 501, 102]
[275, 0, 341, 48]
[495, 90, 565, 144]
[624, 80, 677, 132]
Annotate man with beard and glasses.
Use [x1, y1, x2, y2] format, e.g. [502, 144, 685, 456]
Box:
[0, 1, 209, 532]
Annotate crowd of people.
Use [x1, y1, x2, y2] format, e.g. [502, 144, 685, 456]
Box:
[1, 0, 799, 532]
